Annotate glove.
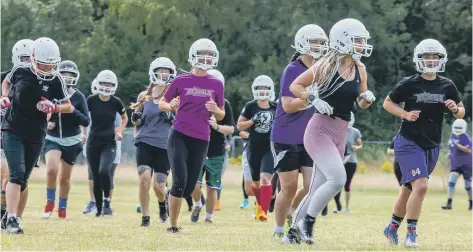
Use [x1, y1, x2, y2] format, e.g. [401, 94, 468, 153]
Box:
[360, 90, 376, 103]
[131, 112, 142, 123]
[1, 96, 10, 109]
[36, 97, 57, 113]
[312, 98, 333, 115]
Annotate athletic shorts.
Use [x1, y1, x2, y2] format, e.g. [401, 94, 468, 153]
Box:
[247, 148, 274, 182]
[451, 164, 472, 181]
[394, 160, 402, 186]
[271, 142, 313, 172]
[197, 155, 225, 189]
[394, 134, 440, 185]
[242, 150, 252, 181]
[136, 142, 170, 175]
[43, 139, 83, 166]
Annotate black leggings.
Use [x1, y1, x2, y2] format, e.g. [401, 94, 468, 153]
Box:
[344, 162, 357, 192]
[167, 130, 208, 198]
[86, 142, 116, 210]
[2, 131, 43, 191]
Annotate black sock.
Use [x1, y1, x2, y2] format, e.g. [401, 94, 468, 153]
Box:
[334, 191, 342, 210]
[407, 219, 417, 233]
[447, 198, 452, 205]
[469, 200, 472, 208]
[390, 214, 404, 230]
[304, 214, 316, 223]
[242, 178, 248, 199]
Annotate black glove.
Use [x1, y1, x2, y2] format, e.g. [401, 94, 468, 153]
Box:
[131, 112, 143, 123]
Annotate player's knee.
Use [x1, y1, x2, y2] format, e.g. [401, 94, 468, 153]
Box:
[465, 186, 471, 192]
[331, 175, 347, 190]
[170, 184, 185, 198]
[413, 180, 428, 194]
[344, 183, 351, 192]
[155, 172, 168, 184]
[98, 167, 109, 178]
[137, 165, 151, 176]
[448, 181, 456, 188]
[59, 174, 70, 186]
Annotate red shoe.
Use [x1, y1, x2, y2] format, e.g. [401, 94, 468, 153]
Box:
[42, 201, 54, 219]
[58, 208, 67, 219]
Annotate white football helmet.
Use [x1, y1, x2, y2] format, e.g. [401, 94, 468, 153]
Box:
[329, 18, 373, 60]
[188, 38, 219, 70]
[348, 112, 355, 128]
[91, 78, 98, 94]
[413, 39, 447, 73]
[96, 70, 118, 96]
[292, 24, 328, 59]
[452, 119, 467, 136]
[208, 69, 225, 86]
[149, 57, 176, 85]
[12, 39, 33, 66]
[269, 90, 276, 102]
[252, 75, 274, 100]
[30, 37, 61, 81]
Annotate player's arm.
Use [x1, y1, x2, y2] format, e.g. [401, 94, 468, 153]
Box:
[1, 78, 10, 97]
[237, 116, 254, 131]
[239, 130, 249, 139]
[387, 148, 395, 157]
[353, 138, 363, 152]
[56, 99, 74, 113]
[356, 63, 372, 109]
[456, 143, 472, 153]
[281, 96, 307, 113]
[214, 102, 234, 135]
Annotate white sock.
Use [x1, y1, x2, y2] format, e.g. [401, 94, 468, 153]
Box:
[273, 225, 284, 233]
[195, 201, 202, 208]
[7, 213, 16, 219]
[104, 197, 110, 202]
[205, 212, 212, 220]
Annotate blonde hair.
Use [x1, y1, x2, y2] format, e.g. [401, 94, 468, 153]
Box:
[309, 50, 356, 99]
[130, 83, 168, 110]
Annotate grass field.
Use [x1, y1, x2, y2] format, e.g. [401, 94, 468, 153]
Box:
[1, 164, 472, 251]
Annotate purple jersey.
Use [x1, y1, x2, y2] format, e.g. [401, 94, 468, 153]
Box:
[449, 133, 472, 169]
[271, 59, 314, 144]
[164, 73, 224, 141]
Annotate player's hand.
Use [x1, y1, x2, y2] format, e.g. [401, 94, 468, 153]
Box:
[205, 98, 219, 113]
[47, 122, 56, 130]
[209, 115, 218, 129]
[1, 96, 10, 109]
[170, 97, 180, 111]
[312, 98, 333, 115]
[225, 144, 231, 152]
[115, 128, 123, 141]
[444, 99, 458, 113]
[251, 112, 262, 124]
[360, 90, 376, 103]
[403, 110, 421, 122]
[36, 97, 58, 114]
[81, 133, 87, 144]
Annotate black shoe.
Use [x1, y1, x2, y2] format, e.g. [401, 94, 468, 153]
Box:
[95, 209, 103, 217]
[141, 216, 150, 227]
[469, 200, 472, 211]
[441, 203, 452, 210]
[103, 200, 113, 216]
[159, 203, 168, 223]
[6, 217, 23, 234]
[296, 219, 314, 245]
[321, 206, 328, 216]
[269, 198, 276, 213]
[282, 228, 301, 244]
[166, 226, 181, 233]
[1, 209, 7, 230]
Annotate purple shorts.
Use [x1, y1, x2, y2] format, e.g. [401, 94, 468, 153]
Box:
[451, 165, 472, 181]
[394, 134, 440, 185]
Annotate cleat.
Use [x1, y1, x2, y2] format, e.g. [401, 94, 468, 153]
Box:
[296, 219, 314, 245]
[166, 226, 181, 233]
[103, 200, 113, 216]
[58, 208, 67, 219]
[240, 199, 249, 209]
[255, 204, 267, 221]
[191, 206, 201, 223]
[441, 203, 452, 210]
[214, 200, 221, 211]
[42, 201, 55, 219]
[136, 205, 142, 213]
[282, 228, 301, 244]
[204, 218, 213, 224]
[141, 216, 150, 227]
[159, 203, 168, 223]
[82, 201, 96, 214]
[1, 211, 7, 230]
[321, 206, 328, 216]
[6, 217, 23, 234]
[404, 232, 418, 248]
[383, 225, 399, 245]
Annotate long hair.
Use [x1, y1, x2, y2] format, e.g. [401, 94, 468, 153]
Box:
[309, 49, 356, 99]
[130, 84, 168, 110]
[289, 52, 301, 63]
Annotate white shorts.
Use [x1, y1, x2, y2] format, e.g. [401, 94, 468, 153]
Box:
[242, 150, 252, 181]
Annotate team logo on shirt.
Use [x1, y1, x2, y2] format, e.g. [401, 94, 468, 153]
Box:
[254, 111, 274, 133]
[184, 86, 214, 98]
[42, 85, 49, 92]
[414, 92, 445, 103]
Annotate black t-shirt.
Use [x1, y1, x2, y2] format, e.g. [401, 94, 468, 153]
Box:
[1, 67, 68, 143]
[388, 74, 461, 149]
[241, 100, 277, 153]
[87, 94, 125, 144]
[207, 99, 235, 157]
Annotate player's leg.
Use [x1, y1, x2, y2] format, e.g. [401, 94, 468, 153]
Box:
[259, 151, 274, 216]
[273, 170, 298, 236]
[82, 157, 96, 214]
[109, 163, 117, 200]
[152, 147, 170, 223]
[43, 141, 62, 219]
[1, 151, 9, 229]
[240, 150, 251, 208]
[215, 152, 229, 211]
[269, 173, 279, 213]
[442, 171, 460, 210]
[343, 162, 357, 213]
[191, 169, 204, 223]
[86, 144, 103, 216]
[248, 149, 264, 220]
[98, 144, 116, 215]
[291, 166, 312, 221]
[203, 155, 225, 223]
[462, 165, 472, 210]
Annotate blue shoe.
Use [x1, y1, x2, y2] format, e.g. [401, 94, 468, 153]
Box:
[136, 205, 142, 213]
[191, 206, 201, 223]
[404, 232, 418, 248]
[240, 199, 249, 209]
[82, 201, 96, 214]
[383, 225, 399, 246]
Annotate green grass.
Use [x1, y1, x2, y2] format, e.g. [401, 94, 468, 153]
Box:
[1, 165, 472, 251]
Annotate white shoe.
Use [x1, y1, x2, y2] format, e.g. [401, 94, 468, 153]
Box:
[344, 208, 350, 214]
[333, 208, 339, 213]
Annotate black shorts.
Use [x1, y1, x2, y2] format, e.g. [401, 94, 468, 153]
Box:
[43, 139, 83, 166]
[247, 148, 273, 182]
[271, 142, 313, 173]
[136, 142, 170, 175]
[394, 160, 402, 186]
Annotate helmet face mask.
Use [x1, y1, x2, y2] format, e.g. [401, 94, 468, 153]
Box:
[413, 39, 447, 73]
[30, 37, 61, 81]
[149, 57, 176, 85]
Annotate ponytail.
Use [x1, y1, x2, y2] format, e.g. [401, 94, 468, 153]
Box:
[289, 52, 301, 63]
[130, 84, 154, 110]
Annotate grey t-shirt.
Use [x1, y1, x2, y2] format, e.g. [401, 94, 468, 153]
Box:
[346, 127, 362, 164]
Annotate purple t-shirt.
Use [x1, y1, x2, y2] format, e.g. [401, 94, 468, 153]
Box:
[164, 73, 224, 141]
[271, 59, 314, 144]
[448, 133, 472, 169]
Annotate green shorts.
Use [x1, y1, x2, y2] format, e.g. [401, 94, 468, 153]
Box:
[197, 155, 225, 189]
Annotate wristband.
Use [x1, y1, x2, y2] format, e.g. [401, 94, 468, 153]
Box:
[453, 107, 459, 114]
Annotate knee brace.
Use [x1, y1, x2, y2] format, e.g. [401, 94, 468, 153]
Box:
[156, 172, 168, 184]
[137, 165, 151, 175]
[465, 180, 471, 192]
[448, 172, 460, 188]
